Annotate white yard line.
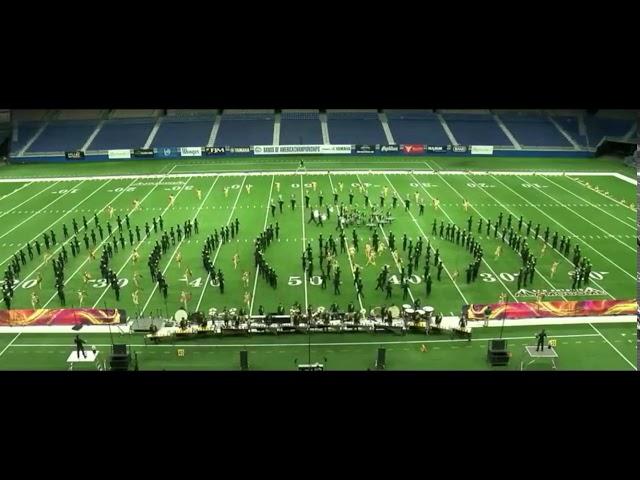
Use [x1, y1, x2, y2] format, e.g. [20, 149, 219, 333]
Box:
[247, 176, 274, 316]
[352, 173, 415, 303]
[194, 176, 248, 312]
[0, 332, 21, 358]
[382, 173, 469, 304]
[139, 176, 220, 314]
[494, 175, 636, 280]
[588, 322, 637, 370]
[0, 181, 61, 220]
[454, 169, 616, 299]
[0, 180, 84, 242]
[88, 173, 192, 309]
[0, 181, 35, 206]
[327, 173, 364, 311]
[0, 179, 114, 268]
[566, 175, 635, 209]
[542, 175, 635, 230]
[413, 168, 545, 303]
[299, 175, 309, 312]
[37, 167, 179, 309]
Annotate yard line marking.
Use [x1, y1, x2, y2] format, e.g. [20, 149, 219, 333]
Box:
[299, 174, 309, 312]
[495, 175, 635, 281]
[354, 173, 414, 304]
[425, 171, 567, 301]
[328, 173, 363, 312]
[542, 175, 636, 230]
[0, 182, 34, 204]
[140, 176, 220, 315]
[88, 171, 191, 310]
[0, 332, 21, 358]
[196, 176, 248, 313]
[0, 179, 114, 268]
[247, 175, 273, 316]
[0, 182, 47, 218]
[462, 173, 615, 298]
[588, 323, 637, 370]
[384, 173, 468, 304]
[0, 180, 83, 242]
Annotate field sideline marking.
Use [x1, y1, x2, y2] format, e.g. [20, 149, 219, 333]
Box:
[566, 175, 637, 212]
[588, 322, 637, 370]
[6, 333, 604, 349]
[194, 176, 248, 312]
[140, 176, 221, 315]
[495, 175, 636, 280]
[0, 182, 34, 204]
[455, 170, 617, 299]
[0, 170, 635, 185]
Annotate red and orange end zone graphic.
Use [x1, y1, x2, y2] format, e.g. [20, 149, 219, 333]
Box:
[467, 299, 637, 320]
[0, 308, 124, 326]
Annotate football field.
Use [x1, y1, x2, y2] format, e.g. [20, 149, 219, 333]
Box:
[0, 155, 636, 370]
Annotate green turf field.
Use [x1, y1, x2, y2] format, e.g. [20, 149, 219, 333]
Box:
[0, 323, 635, 370]
[0, 155, 636, 370]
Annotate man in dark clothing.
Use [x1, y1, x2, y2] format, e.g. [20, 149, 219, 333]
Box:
[74, 335, 87, 359]
[536, 329, 547, 352]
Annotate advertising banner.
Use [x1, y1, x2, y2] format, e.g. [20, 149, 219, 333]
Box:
[253, 145, 351, 155]
[426, 145, 450, 153]
[108, 149, 132, 159]
[401, 144, 425, 154]
[466, 299, 637, 320]
[355, 144, 376, 154]
[379, 144, 400, 153]
[0, 308, 125, 326]
[452, 145, 468, 153]
[65, 150, 85, 160]
[133, 148, 155, 158]
[203, 146, 226, 156]
[180, 147, 203, 157]
[470, 145, 494, 155]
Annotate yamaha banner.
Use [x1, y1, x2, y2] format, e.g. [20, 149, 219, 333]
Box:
[65, 150, 85, 160]
[355, 144, 376, 154]
[133, 148, 155, 158]
[203, 146, 227, 156]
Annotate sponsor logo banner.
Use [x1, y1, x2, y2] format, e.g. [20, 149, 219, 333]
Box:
[229, 146, 251, 154]
[401, 144, 425, 154]
[253, 145, 351, 155]
[452, 145, 468, 153]
[467, 298, 636, 320]
[180, 146, 202, 157]
[355, 144, 376, 154]
[379, 144, 400, 153]
[157, 148, 177, 158]
[108, 149, 131, 159]
[65, 150, 85, 160]
[203, 146, 226, 156]
[133, 148, 155, 158]
[470, 145, 494, 155]
[426, 145, 450, 153]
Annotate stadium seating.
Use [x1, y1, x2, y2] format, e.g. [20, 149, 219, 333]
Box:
[151, 116, 215, 149]
[214, 113, 275, 146]
[279, 111, 323, 145]
[584, 116, 635, 146]
[442, 113, 511, 146]
[326, 111, 386, 145]
[11, 122, 47, 154]
[27, 120, 99, 153]
[88, 118, 156, 150]
[498, 112, 571, 147]
[385, 110, 451, 145]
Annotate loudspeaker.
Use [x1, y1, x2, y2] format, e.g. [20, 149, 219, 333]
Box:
[240, 350, 248, 371]
[376, 348, 386, 370]
[112, 344, 128, 355]
[489, 339, 507, 351]
[109, 354, 130, 371]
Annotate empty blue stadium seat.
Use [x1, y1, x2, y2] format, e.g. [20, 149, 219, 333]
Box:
[88, 118, 156, 150]
[279, 113, 322, 144]
[326, 112, 385, 144]
[27, 120, 98, 153]
[498, 113, 571, 147]
[10, 122, 43, 154]
[386, 112, 450, 145]
[552, 116, 587, 147]
[214, 114, 274, 146]
[442, 114, 511, 146]
[584, 116, 635, 146]
[151, 117, 215, 148]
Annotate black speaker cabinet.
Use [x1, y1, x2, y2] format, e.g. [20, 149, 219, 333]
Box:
[376, 348, 386, 370]
[487, 339, 509, 366]
[240, 350, 248, 371]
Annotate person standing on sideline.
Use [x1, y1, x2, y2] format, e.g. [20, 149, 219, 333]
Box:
[535, 329, 547, 352]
